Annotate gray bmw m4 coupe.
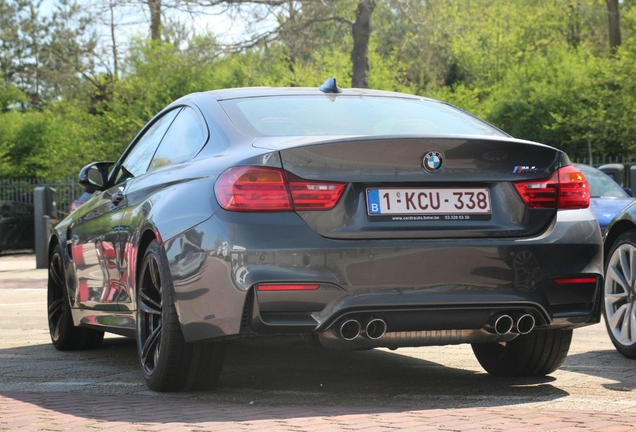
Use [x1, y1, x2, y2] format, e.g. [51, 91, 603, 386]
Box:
[47, 79, 603, 391]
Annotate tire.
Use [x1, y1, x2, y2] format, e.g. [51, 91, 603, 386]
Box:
[603, 230, 636, 359]
[137, 240, 225, 392]
[47, 243, 104, 350]
[471, 329, 572, 376]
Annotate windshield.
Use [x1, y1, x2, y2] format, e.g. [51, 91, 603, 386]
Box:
[576, 164, 630, 198]
[219, 95, 506, 138]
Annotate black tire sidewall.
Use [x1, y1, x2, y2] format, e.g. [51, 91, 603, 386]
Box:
[472, 329, 572, 376]
[48, 243, 75, 349]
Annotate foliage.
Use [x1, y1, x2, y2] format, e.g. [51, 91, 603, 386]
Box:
[1, 0, 636, 178]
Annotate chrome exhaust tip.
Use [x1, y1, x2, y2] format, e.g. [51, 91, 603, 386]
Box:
[516, 314, 535, 335]
[365, 318, 387, 340]
[339, 319, 362, 341]
[487, 314, 514, 335]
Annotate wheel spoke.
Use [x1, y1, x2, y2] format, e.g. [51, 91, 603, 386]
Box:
[606, 291, 628, 306]
[48, 298, 63, 320]
[609, 303, 629, 332]
[630, 247, 636, 286]
[618, 248, 632, 286]
[619, 302, 633, 343]
[49, 258, 64, 288]
[630, 304, 636, 343]
[141, 322, 162, 367]
[139, 292, 161, 315]
[148, 257, 160, 292]
[607, 264, 630, 297]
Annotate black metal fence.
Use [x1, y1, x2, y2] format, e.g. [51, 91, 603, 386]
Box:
[0, 178, 78, 220]
[572, 155, 636, 166]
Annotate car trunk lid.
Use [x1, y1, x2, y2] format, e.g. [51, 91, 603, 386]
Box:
[266, 135, 567, 239]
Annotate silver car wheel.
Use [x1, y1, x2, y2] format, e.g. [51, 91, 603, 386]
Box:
[605, 242, 636, 347]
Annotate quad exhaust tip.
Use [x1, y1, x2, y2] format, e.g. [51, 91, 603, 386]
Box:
[365, 318, 387, 340]
[492, 314, 514, 335]
[339, 319, 362, 341]
[487, 312, 536, 335]
[515, 313, 535, 335]
[337, 317, 387, 341]
[336, 312, 534, 341]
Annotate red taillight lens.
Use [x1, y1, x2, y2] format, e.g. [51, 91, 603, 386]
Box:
[215, 167, 346, 211]
[287, 173, 346, 210]
[70, 200, 84, 212]
[513, 165, 590, 209]
[215, 167, 292, 211]
[557, 166, 591, 208]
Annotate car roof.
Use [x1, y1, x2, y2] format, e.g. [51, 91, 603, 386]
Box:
[200, 86, 436, 102]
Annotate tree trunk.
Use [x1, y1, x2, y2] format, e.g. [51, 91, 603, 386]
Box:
[110, 0, 119, 80]
[147, 0, 162, 41]
[351, 0, 375, 89]
[606, 0, 621, 53]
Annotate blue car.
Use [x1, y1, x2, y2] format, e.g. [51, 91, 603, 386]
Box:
[575, 164, 634, 235]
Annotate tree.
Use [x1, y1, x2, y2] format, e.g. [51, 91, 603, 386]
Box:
[148, 0, 163, 41]
[172, 1, 376, 87]
[351, 0, 375, 88]
[607, 0, 621, 52]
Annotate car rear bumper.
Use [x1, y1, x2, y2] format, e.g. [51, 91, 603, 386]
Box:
[165, 207, 603, 347]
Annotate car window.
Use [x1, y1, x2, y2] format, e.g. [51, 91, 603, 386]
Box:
[148, 106, 207, 171]
[576, 164, 629, 198]
[13, 203, 31, 216]
[114, 108, 181, 184]
[219, 96, 506, 138]
[0, 202, 13, 218]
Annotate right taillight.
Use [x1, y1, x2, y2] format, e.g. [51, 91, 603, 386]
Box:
[215, 166, 346, 211]
[513, 165, 590, 209]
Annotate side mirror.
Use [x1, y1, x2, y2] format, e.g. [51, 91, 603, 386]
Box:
[78, 162, 115, 192]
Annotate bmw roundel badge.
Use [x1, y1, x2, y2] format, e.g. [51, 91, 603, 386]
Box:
[423, 151, 443, 173]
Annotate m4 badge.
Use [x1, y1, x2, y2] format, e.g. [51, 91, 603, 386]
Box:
[513, 166, 538, 174]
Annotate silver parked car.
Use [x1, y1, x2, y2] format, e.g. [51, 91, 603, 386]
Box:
[47, 79, 603, 391]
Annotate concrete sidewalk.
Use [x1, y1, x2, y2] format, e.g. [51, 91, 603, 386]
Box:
[0, 253, 47, 289]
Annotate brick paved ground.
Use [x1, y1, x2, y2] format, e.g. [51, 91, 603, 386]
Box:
[2, 254, 636, 432]
[1, 392, 636, 432]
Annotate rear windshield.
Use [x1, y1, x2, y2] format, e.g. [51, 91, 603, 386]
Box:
[219, 95, 506, 138]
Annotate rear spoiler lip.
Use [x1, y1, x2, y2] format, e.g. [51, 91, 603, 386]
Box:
[252, 134, 552, 151]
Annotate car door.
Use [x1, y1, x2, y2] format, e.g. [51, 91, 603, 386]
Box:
[69, 108, 181, 310]
[116, 105, 209, 311]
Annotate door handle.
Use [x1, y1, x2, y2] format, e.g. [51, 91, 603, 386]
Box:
[111, 192, 125, 205]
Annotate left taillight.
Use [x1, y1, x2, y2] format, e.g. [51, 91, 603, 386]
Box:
[287, 172, 347, 210]
[513, 165, 590, 209]
[70, 200, 84, 212]
[214, 166, 346, 211]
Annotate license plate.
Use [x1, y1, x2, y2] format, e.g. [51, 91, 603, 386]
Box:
[367, 188, 491, 218]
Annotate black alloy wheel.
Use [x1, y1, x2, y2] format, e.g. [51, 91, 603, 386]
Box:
[136, 239, 225, 392]
[47, 243, 103, 350]
[137, 247, 164, 378]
